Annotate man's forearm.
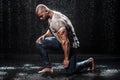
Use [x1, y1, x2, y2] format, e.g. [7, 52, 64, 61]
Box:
[62, 40, 70, 60]
[57, 28, 70, 68]
[44, 29, 53, 37]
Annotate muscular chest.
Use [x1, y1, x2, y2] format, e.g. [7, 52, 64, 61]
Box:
[49, 21, 60, 33]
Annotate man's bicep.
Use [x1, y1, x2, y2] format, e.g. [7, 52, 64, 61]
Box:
[55, 20, 66, 32]
[58, 29, 69, 41]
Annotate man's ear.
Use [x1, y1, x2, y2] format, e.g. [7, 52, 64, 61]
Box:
[45, 10, 48, 13]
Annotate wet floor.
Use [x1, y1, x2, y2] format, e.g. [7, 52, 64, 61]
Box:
[0, 62, 120, 80]
[0, 55, 120, 80]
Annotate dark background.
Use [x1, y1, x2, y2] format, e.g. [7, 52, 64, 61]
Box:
[0, 0, 119, 57]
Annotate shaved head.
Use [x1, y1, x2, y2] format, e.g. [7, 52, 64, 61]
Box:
[36, 4, 54, 21]
[36, 4, 50, 14]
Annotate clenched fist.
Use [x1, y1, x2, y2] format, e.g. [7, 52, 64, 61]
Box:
[63, 59, 69, 68]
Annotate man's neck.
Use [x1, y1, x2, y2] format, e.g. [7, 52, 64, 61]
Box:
[48, 10, 54, 19]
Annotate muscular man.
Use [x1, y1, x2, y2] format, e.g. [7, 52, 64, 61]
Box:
[35, 4, 94, 74]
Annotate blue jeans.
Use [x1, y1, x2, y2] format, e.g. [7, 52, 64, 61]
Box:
[36, 37, 92, 74]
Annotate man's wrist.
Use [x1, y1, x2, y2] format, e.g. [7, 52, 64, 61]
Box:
[64, 58, 69, 60]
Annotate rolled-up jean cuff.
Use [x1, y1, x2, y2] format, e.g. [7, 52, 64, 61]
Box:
[76, 59, 92, 70]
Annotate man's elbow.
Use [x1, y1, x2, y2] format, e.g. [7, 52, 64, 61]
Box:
[62, 40, 70, 47]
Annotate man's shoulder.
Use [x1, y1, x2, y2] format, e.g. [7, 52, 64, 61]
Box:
[53, 12, 61, 19]
[52, 11, 71, 26]
[53, 10, 63, 15]
[53, 11, 67, 19]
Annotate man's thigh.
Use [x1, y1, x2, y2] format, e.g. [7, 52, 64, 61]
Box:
[41, 37, 62, 50]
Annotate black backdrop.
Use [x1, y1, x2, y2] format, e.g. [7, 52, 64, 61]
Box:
[0, 0, 119, 56]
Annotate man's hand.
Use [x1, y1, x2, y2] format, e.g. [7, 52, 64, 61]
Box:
[36, 35, 45, 44]
[63, 59, 69, 68]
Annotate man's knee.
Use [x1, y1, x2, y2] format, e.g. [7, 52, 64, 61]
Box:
[36, 43, 46, 49]
[36, 43, 41, 48]
[65, 68, 76, 75]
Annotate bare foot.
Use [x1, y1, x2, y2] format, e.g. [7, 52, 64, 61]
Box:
[38, 68, 53, 73]
[88, 57, 94, 71]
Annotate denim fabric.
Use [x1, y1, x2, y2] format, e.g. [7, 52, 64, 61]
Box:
[76, 58, 92, 70]
[36, 37, 63, 68]
[36, 37, 92, 74]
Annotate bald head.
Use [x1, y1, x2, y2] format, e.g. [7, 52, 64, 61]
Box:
[36, 4, 54, 20]
[36, 4, 50, 14]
